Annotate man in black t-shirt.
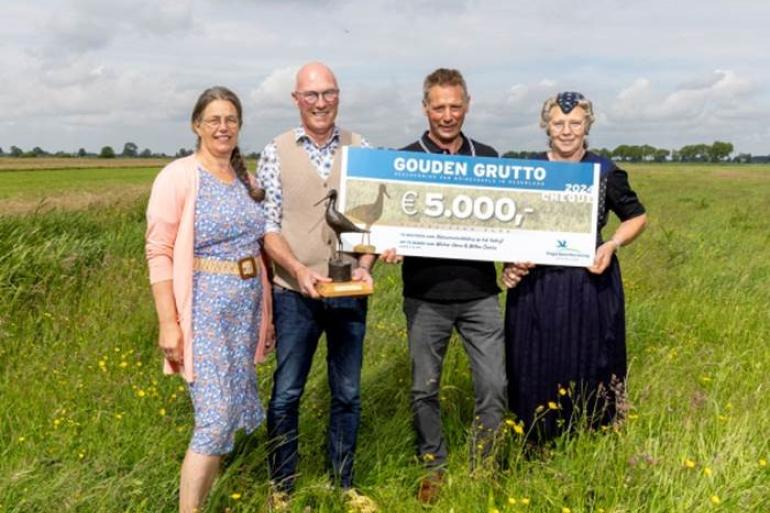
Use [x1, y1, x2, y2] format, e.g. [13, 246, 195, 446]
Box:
[385, 68, 507, 504]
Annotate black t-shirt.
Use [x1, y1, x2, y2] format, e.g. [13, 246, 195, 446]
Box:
[399, 131, 501, 301]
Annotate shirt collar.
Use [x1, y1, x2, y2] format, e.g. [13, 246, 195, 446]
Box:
[419, 131, 473, 155]
[294, 125, 340, 149]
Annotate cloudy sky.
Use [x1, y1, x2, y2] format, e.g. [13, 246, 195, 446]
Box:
[1, 0, 768, 156]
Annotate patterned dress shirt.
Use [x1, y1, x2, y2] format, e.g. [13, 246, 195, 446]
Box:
[256, 126, 368, 233]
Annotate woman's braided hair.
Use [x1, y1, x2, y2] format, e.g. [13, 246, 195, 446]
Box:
[191, 86, 265, 202]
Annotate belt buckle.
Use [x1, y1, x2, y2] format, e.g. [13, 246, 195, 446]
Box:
[237, 256, 258, 280]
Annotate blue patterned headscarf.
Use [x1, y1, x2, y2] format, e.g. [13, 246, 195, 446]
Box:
[556, 91, 586, 114]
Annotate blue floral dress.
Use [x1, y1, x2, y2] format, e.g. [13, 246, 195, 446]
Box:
[189, 167, 265, 455]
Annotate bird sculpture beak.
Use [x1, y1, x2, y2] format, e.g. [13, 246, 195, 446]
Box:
[314, 191, 333, 206]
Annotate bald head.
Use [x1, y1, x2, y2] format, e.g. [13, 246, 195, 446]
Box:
[292, 61, 340, 145]
[295, 62, 338, 91]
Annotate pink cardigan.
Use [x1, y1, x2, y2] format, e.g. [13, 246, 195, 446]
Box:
[145, 155, 274, 382]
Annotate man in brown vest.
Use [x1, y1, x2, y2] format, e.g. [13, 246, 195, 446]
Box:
[256, 62, 377, 512]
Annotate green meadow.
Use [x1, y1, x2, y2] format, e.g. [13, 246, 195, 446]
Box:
[0, 162, 768, 512]
[0, 166, 159, 215]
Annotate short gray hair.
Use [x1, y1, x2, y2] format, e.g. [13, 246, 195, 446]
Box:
[539, 94, 595, 135]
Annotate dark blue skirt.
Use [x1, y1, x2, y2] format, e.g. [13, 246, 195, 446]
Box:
[504, 256, 627, 442]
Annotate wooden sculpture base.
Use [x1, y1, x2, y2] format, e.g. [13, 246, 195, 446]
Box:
[316, 281, 374, 298]
[353, 243, 376, 254]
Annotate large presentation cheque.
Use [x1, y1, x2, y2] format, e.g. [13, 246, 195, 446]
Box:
[338, 147, 600, 266]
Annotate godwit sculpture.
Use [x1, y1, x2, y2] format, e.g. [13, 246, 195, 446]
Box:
[315, 188, 370, 258]
[313, 188, 373, 296]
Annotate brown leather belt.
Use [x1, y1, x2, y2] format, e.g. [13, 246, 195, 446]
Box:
[193, 256, 259, 280]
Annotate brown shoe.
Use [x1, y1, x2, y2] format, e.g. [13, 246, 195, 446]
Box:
[417, 471, 444, 505]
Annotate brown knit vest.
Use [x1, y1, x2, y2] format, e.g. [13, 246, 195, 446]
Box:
[273, 129, 364, 292]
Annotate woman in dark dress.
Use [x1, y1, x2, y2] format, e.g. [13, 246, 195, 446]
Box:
[502, 92, 647, 442]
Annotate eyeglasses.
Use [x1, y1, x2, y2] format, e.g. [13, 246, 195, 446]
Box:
[549, 120, 586, 134]
[201, 116, 239, 129]
[294, 89, 340, 104]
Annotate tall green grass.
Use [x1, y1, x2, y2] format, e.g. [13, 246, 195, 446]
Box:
[1, 164, 768, 512]
[0, 167, 159, 201]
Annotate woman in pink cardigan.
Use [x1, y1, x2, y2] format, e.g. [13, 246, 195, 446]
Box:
[145, 86, 273, 513]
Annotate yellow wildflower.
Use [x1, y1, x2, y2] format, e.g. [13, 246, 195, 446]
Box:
[759, 458, 767, 467]
[548, 401, 559, 410]
[535, 405, 544, 413]
[137, 390, 146, 397]
[709, 495, 720, 505]
[562, 508, 572, 513]
[513, 423, 524, 435]
[558, 387, 567, 396]
[505, 419, 516, 428]
[17, 436, 25, 443]
[507, 497, 517, 505]
[78, 452, 85, 459]
[684, 458, 696, 469]
[520, 497, 530, 505]
[119, 361, 128, 368]
[230, 493, 242, 500]
[703, 467, 712, 477]
[159, 408, 167, 416]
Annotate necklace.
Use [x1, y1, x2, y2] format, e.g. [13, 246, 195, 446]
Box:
[196, 153, 235, 183]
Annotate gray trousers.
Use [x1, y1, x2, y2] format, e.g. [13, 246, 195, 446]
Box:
[404, 295, 507, 469]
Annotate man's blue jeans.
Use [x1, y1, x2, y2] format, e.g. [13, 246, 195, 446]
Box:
[267, 286, 367, 492]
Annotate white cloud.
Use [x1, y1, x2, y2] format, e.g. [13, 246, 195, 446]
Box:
[507, 84, 529, 106]
[250, 67, 298, 106]
[43, 0, 192, 57]
[1, 0, 769, 154]
[610, 70, 756, 123]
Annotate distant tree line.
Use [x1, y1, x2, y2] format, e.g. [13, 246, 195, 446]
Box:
[0, 142, 261, 160]
[0, 140, 762, 163]
[504, 141, 763, 163]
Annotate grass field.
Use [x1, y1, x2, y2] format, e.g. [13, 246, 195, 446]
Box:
[0, 158, 257, 215]
[1, 163, 768, 512]
[0, 157, 172, 171]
